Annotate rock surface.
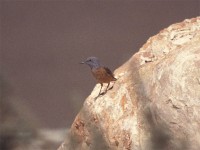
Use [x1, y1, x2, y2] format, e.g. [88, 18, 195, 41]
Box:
[58, 17, 200, 150]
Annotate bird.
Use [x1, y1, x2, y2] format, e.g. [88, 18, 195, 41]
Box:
[80, 57, 117, 96]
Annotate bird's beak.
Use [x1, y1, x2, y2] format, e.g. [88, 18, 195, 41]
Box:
[79, 61, 85, 64]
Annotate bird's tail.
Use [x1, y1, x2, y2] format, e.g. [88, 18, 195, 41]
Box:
[113, 77, 117, 81]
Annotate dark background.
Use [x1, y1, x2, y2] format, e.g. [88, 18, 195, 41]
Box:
[1, 1, 199, 128]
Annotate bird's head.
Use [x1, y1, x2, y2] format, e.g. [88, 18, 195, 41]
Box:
[80, 57, 101, 69]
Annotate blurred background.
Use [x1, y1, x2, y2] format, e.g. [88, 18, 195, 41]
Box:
[1, 0, 199, 149]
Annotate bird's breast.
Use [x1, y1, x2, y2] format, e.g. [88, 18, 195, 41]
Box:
[91, 67, 116, 83]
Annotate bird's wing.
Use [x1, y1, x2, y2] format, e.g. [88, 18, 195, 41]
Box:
[104, 67, 117, 80]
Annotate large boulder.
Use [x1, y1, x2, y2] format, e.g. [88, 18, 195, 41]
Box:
[58, 17, 200, 150]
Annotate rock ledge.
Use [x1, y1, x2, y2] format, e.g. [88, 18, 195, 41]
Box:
[58, 17, 200, 150]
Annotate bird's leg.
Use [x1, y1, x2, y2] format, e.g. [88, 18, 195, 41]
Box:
[98, 83, 103, 96]
[108, 81, 116, 91]
[105, 82, 110, 92]
[95, 83, 104, 99]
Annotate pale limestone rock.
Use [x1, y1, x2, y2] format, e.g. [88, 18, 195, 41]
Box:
[58, 17, 200, 150]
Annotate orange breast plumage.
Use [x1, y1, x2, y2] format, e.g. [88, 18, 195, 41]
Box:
[91, 67, 116, 83]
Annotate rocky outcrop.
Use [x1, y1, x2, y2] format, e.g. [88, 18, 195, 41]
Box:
[58, 17, 200, 150]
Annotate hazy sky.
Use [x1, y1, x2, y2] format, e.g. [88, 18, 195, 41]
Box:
[1, 1, 199, 128]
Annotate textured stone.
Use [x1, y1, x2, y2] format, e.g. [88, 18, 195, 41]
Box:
[58, 17, 200, 150]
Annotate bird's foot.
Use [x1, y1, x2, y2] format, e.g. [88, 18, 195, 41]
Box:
[94, 92, 105, 100]
[107, 85, 113, 91]
[99, 91, 106, 96]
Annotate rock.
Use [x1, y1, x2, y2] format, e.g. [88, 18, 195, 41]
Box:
[58, 17, 200, 150]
